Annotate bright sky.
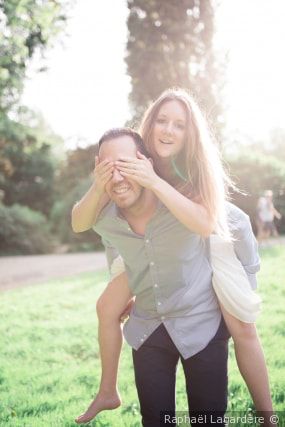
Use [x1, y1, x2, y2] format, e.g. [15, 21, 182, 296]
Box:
[22, 0, 285, 149]
[216, 0, 285, 142]
[22, 0, 130, 148]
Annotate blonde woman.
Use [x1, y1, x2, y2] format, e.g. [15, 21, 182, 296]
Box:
[73, 89, 274, 425]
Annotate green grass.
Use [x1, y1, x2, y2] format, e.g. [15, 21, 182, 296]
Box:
[0, 246, 284, 426]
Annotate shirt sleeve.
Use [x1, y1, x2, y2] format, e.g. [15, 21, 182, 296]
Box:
[101, 237, 120, 273]
[101, 237, 125, 279]
[228, 205, 260, 289]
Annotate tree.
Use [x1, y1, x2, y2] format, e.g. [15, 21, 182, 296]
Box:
[50, 144, 103, 250]
[55, 144, 98, 198]
[0, 203, 54, 254]
[0, 0, 70, 113]
[0, 0, 74, 254]
[125, 0, 223, 131]
[257, 128, 285, 162]
[228, 151, 285, 233]
[0, 114, 58, 215]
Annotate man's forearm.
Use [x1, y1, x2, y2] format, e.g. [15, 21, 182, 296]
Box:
[71, 183, 107, 232]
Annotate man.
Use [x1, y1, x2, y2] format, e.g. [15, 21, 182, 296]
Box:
[74, 128, 260, 426]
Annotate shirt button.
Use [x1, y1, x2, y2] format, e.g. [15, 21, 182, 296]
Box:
[145, 239, 150, 243]
[140, 338, 144, 342]
[157, 302, 161, 306]
[150, 261, 154, 266]
[154, 283, 158, 288]
[161, 316, 165, 320]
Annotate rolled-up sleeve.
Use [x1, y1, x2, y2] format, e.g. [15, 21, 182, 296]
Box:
[230, 210, 260, 289]
[101, 237, 120, 272]
[101, 237, 125, 280]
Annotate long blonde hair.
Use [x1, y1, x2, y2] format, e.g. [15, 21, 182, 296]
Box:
[139, 87, 232, 238]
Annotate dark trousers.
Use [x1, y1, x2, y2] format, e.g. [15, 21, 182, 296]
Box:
[132, 320, 230, 427]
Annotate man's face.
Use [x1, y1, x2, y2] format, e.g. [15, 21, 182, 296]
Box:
[99, 135, 144, 209]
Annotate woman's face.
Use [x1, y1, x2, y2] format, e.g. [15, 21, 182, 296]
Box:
[151, 100, 187, 159]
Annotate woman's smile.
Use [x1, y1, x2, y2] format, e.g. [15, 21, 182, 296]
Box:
[152, 100, 187, 158]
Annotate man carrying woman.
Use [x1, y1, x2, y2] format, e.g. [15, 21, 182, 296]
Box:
[72, 89, 275, 426]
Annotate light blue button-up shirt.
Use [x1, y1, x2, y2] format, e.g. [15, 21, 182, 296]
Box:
[94, 201, 260, 359]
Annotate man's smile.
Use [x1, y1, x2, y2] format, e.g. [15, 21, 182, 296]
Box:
[113, 184, 131, 195]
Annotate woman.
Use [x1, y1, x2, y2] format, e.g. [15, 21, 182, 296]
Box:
[72, 88, 274, 424]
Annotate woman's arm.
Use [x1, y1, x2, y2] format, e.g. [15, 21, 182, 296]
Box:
[116, 153, 214, 237]
[71, 157, 113, 232]
[151, 178, 214, 237]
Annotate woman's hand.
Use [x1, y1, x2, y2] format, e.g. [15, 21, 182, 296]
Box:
[93, 156, 114, 195]
[120, 298, 135, 323]
[115, 151, 160, 190]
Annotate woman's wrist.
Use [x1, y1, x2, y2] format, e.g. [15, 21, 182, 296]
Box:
[151, 176, 167, 194]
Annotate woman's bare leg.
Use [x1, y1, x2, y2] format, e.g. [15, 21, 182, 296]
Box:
[75, 272, 132, 424]
[221, 306, 275, 426]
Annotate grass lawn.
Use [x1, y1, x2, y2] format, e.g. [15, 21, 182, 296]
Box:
[0, 246, 284, 427]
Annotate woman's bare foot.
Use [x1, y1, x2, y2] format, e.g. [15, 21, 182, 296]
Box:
[75, 390, 121, 424]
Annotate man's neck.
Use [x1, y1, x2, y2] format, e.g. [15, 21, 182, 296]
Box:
[119, 189, 158, 234]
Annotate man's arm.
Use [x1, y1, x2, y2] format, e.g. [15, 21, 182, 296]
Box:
[71, 157, 113, 232]
[273, 206, 282, 220]
[72, 184, 109, 232]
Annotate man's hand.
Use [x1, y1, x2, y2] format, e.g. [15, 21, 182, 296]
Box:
[93, 156, 114, 195]
[120, 298, 135, 323]
[115, 151, 160, 190]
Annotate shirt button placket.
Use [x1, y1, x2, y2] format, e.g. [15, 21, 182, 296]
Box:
[146, 236, 162, 312]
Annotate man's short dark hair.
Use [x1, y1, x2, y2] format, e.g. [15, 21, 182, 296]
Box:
[98, 127, 149, 157]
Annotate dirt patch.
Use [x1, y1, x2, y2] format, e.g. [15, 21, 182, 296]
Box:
[0, 252, 107, 291]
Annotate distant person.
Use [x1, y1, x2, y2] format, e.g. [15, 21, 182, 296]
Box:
[256, 190, 282, 241]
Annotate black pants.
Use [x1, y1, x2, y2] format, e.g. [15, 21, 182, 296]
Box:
[132, 320, 230, 427]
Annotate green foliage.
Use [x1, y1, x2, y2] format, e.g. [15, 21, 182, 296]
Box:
[125, 0, 224, 130]
[0, 247, 284, 425]
[247, 128, 285, 163]
[0, 114, 57, 216]
[0, 0, 74, 255]
[228, 151, 285, 233]
[0, 0, 69, 112]
[49, 143, 103, 251]
[0, 203, 54, 254]
[50, 177, 102, 251]
[56, 144, 98, 197]
[17, 106, 66, 160]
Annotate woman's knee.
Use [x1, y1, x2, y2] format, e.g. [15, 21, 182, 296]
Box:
[96, 289, 127, 321]
[96, 292, 116, 320]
